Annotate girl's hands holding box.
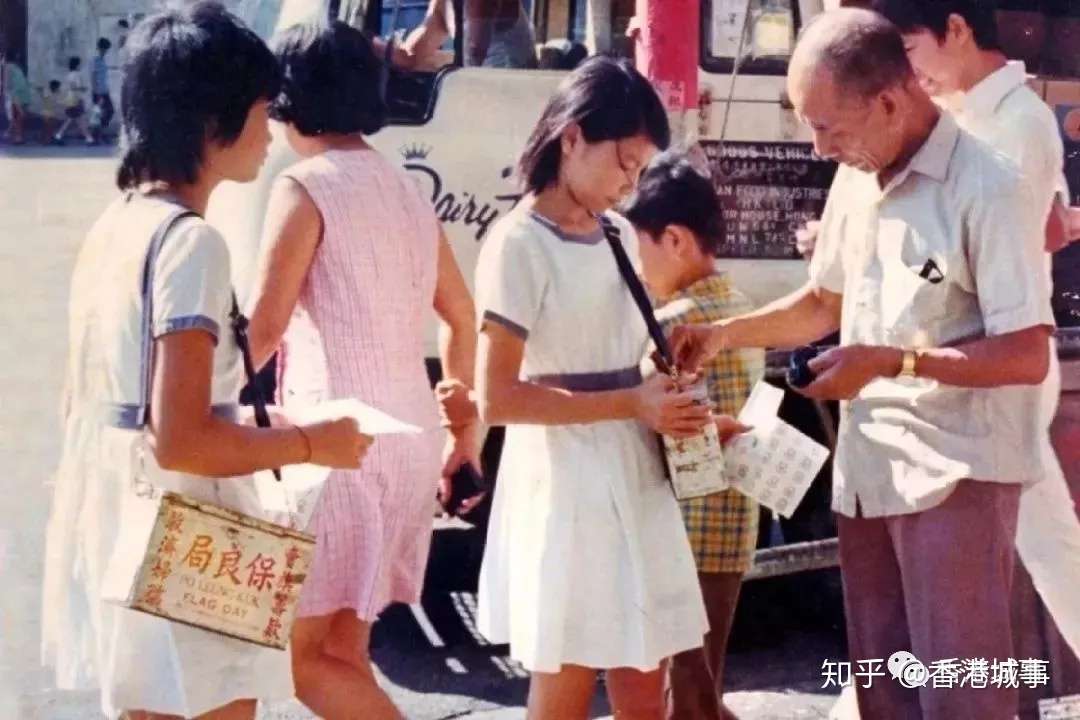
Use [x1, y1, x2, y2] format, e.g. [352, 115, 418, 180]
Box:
[714, 415, 752, 445]
[633, 373, 711, 439]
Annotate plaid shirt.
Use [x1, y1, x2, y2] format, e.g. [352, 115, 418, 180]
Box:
[655, 273, 765, 574]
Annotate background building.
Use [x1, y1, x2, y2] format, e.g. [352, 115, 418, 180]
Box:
[2, 0, 245, 104]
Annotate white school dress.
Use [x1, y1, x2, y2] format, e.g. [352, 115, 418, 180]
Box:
[40, 194, 293, 718]
[475, 207, 707, 673]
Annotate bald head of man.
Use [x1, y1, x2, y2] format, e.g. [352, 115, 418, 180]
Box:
[788, 7, 936, 176]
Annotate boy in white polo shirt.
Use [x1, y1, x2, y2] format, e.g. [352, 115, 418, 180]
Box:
[867, 0, 1080, 663]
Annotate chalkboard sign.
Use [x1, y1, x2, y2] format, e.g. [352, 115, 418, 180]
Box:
[701, 140, 838, 259]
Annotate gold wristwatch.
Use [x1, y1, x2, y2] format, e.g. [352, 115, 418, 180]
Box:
[898, 349, 918, 378]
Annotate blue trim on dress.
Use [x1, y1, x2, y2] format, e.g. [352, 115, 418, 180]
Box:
[528, 366, 643, 392]
[102, 402, 239, 429]
[528, 211, 605, 245]
[482, 310, 529, 340]
[154, 315, 221, 345]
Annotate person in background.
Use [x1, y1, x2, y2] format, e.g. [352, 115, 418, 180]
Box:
[40, 4, 370, 718]
[2, 51, 31, 144]
[624, 150, 764, 720]
[52, 56, 94, 145]
[92, 37, 115, 140]
[672, 9, 1054, 719]
[400, 0, 537, 70]
[246, 20, 481, 720]
[39, 80, 62, 143]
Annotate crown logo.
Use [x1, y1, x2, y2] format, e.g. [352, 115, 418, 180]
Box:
[400, 143, 432, 161]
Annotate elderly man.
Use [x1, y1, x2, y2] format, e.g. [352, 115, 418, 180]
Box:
[672, 9, 1052, 719]
[862, 0, 1080, 669]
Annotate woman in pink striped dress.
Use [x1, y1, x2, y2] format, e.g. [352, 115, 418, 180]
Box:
[246, 22, 480, 720]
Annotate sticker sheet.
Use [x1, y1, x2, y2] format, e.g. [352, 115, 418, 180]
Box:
[724, 381, 830, 518]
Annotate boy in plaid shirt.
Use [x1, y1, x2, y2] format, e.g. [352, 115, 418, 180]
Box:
[625, 150, 765, 720]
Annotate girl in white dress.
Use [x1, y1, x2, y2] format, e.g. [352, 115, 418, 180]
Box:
[40, 5, 369, 719]
[474, 56, 711, 719]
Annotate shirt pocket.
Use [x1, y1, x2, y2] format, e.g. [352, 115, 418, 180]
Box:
[880, 225, 952, 343]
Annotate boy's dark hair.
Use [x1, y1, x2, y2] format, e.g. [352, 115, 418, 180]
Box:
[97, 37, 112, 53]
[49, 80, 61, 91]
[863, 0, 1001, 51]
[517, 55, 670, 193]
[68, 57, 81, 71]
[116, 1, 280, 190]
[269, 20, 387, 137]
[623, 150, 723, 257]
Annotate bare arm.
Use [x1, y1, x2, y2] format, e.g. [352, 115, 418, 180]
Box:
[671, 282, 841, 371]
[434, 227, 477, 386]
[717, 283, 840, 349]
[432, 227, 484, 507]
[799, 325, 1052, 401]
[908, 326, 1051, 387]
[148, 331, 367, 475]
[401, 0, 452, 70]
[246, 177, 322, 370]
[371, 35, 417, 69]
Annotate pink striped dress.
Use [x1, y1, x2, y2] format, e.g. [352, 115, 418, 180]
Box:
[277, 148, 443, 620]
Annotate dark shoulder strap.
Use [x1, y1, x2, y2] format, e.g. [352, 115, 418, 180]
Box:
[230, 294, 281, 481]
[139, 208, 282, 480]
[599, 215, 675, 372]
[136, 208, 199, 426]
[229, 295, 273, 428]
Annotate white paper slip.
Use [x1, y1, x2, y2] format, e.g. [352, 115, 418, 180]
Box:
[724, 381, 830, 518]
[289, 398, 423, 435]
[737, 381, 785, 432]
[724, 419, 829, 518]
[253, 398, 420, 529]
